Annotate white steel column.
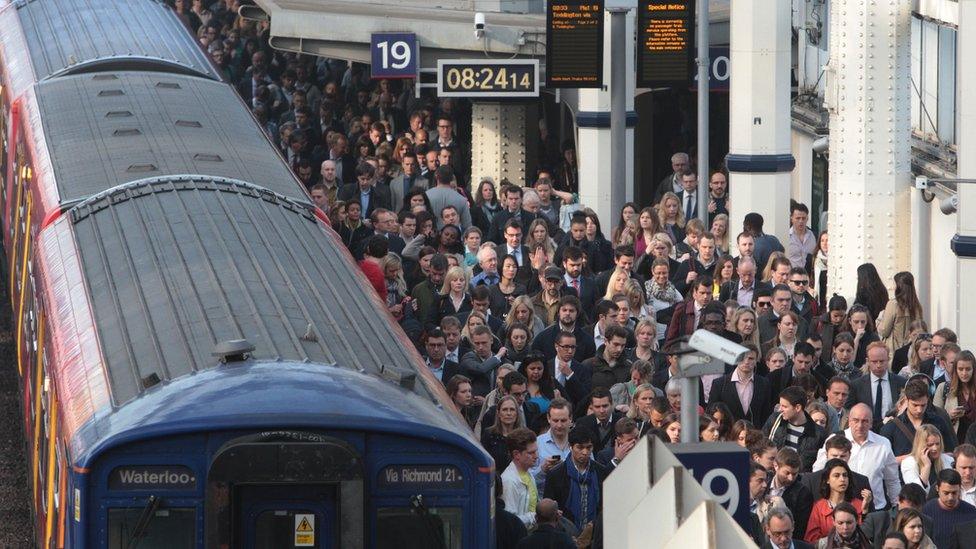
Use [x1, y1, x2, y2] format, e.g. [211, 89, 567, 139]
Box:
[824, 0, 913, 300]
[726, 0, 794, 246]
[576, 8, 635, 225]
[953, 0, 976, 342]
[470, 103, 530, 186]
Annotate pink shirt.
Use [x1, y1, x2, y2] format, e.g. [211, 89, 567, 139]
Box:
[731, 368, 754, 414]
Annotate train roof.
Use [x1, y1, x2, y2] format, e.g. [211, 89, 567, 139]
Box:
[12, 0, 219, 82]
[33, 71, 307, 205]
[63, 177, 431, 408]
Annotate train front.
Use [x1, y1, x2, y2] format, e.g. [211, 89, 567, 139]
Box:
[36, 179, 492, 548]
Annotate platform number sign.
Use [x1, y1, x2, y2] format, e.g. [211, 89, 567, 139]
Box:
[670, 442, 750, 531]
[371, 33, 418, 79]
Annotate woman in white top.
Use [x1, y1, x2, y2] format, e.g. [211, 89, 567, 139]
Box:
[900, 424, 953, 491]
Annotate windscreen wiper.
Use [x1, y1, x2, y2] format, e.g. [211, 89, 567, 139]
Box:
[125, 495, 161, 549]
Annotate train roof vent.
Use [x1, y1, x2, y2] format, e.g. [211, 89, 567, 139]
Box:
[106, 110, 133, 118]
[98, 89, 125, 97]
[126, 163, 157, 173]
[175, 119, 202, 128]
[113, 128, 142, 137]
[379, 364, 416, 390]
[213, 339, 255, 364]
[141, 373, 161, 390]
[92, 74, 119, 81]
[155, 81, 182, 90]
[193, 153, 223, 162]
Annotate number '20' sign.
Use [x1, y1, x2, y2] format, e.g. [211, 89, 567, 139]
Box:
[371, 33, 418, 79]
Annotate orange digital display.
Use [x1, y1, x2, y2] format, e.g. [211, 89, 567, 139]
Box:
[546, 1, 604, 88]
[637, 0, 695, 88]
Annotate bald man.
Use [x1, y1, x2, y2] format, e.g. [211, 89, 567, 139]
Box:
[515, 499, 575, 549]
[812, 403, 901, 510]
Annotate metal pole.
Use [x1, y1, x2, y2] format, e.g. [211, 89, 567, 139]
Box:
[696, 0, 710, 224]
[610, 8, 628, 222]
[680, 376, 699, 443]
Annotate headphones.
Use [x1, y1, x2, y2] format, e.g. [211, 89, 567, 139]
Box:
[906, 372, 936, 400]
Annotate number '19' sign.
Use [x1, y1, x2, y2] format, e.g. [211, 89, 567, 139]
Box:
[670, 442, 750, 531]
[371, 33, 418, 79]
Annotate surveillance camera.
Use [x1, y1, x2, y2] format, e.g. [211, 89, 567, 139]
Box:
[688, 330, 750, 365]
[474, 12, 485, 38]
[940, 195, 959, 215]
[812, 136, 828, 154]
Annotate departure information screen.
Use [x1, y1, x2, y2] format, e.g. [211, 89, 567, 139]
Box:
[637, 0, 695, 88]
[546, 1, 604, 88]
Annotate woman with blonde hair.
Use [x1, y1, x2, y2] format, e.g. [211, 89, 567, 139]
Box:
[602, 268, 631, 302]
[656, 192, 686, 246]
[379, 253, 408, 310]
[392, 136, 414, 166]
[733, 307, 761, 349]
[900, 424, 952, 490]
[430, 266, 471, 327]
[625, 279, 653, 322]
[626, 321, 659, 364]
[761, 251, 789, 283]
[625, 382, 660, 435]
[503, 295, 546, 339]
[710, 213, 730, 255]
[900, 334, 934, 379]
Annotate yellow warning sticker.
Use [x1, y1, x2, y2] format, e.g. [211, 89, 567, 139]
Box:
[295, 514, 315, 546]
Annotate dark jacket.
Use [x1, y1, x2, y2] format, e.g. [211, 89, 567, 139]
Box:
[549, 359, 593, 407]
[575, 412, 626, 453]
[496, 499, 529, 549]
[583, 350, 631, 392]
[846, 373, 907, 426]
[860, 507, 933, 549]
[664, 299, 699, 345]
[543, 459, 611, 527]
[337, 183, 392, 218]
[880, 408, 958, 457]
[718, 279, 771, 304]
[514, 523, 576, 549]
[800, 469, 872, 502]
[762, 411, 827, 472]
[459, 350, 503, 397]
[780, 480, 815, 539]
[758, 311, 810, 347]
[707, 373, 773, 425]
[531, 325, 597, 364]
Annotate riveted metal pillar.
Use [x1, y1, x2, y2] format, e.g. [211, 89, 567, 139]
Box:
[470, 102, 533, 186]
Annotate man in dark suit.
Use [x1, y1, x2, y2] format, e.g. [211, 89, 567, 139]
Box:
[561, 246, 597, 312]
[356, 208, 404, 260]
[422, 329, 459, 385]
[543, 426, 611, 533]
[762, 506, 814, 549]
[593, 245, 640, 297]
[758, 284, 810, 344]
[457, 287, 505, 334]
[675, 172, 701, 223]
[708, 343, 772, 424]
[846, 343, 907, 430]
[769, 342, 825, 397]
[531, 296, 597, 363]
[664, 277, 713, 345]
[770, 448, 815, 538]
[498, 218, 532, 269]
[338, 162, 392, 219]
[573, 388, 625, 452]
[388, 151, 424, 211]
[550, 331, 593, 406]
[489, 186, 537, 245]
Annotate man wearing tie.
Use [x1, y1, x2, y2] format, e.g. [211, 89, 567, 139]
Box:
[573, 388, 625, 453]
[550, 331, 593, 405]
[561, 247, 596, 311]
[676, 171, 699, 221]
[847, 342, 906, 432]
[389, 152, 424, 210]
[503, 220, 530, 267]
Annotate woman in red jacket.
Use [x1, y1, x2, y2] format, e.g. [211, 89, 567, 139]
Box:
[805, 459, 871, 543]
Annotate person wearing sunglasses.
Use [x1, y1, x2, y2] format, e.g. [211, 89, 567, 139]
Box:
[788, 267, 818, 325]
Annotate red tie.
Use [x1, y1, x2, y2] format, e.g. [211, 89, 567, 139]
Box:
[572, 278, 579, 291]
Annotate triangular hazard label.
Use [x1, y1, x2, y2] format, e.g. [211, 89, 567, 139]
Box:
[296, 517, 313, 532]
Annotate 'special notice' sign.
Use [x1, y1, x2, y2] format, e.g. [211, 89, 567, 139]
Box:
[637, 0, 695, 88]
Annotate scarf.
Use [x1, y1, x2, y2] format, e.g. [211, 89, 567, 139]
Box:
[831, 360, 861, 381]
[566, 460, 600, 530]
[824, 526, 870, 549]
[646, 279, 681, 304]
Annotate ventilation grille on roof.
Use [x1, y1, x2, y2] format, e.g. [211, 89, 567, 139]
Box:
[155, 82, 181, 89]
[126, 164, 158, 173]
[106, 110, 133, 118]
[92, 74, 118, 81]
[98, 89, 124, 97]
[113, 128, 141, 137]
[193, 153, 222, 162]
[175, 120, 202, 128]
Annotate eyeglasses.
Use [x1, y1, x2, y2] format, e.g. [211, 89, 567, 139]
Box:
[756, 301, 772, 308]
[789, 279, 809, 286]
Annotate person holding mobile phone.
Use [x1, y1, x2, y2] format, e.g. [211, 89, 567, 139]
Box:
[529, 398, 573, 494]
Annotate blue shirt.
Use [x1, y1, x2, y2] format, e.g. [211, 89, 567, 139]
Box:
[360, 189, 371, 214]
[470, 270, 500, 287]
[530, 431, 571, 493]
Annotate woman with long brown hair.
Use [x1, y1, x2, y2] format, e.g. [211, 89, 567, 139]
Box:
[879, 271, 924, 352]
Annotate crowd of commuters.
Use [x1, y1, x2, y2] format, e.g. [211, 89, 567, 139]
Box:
[173, 2, 976, 548]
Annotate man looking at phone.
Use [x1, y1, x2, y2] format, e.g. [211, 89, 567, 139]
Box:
[530, 398, 573, 493]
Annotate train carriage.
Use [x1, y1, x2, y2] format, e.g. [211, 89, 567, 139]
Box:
[0, 0, 495, 547]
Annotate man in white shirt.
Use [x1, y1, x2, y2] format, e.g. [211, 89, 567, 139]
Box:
[813, 403, 900, 510]
[955, 444, 976, 507]
[530, 398, 573, 493]
[786, 202, 817, 269]
[440, 317, 462, 364]
[501, 428, 540, 527]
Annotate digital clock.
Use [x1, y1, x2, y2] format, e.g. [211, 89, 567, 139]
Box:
[436, 59, 539, 98]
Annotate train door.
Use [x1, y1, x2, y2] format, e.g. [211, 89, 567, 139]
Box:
[237, 485, 336, 549]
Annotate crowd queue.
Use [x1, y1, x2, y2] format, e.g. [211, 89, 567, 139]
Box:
[171, 2, 975, 548]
